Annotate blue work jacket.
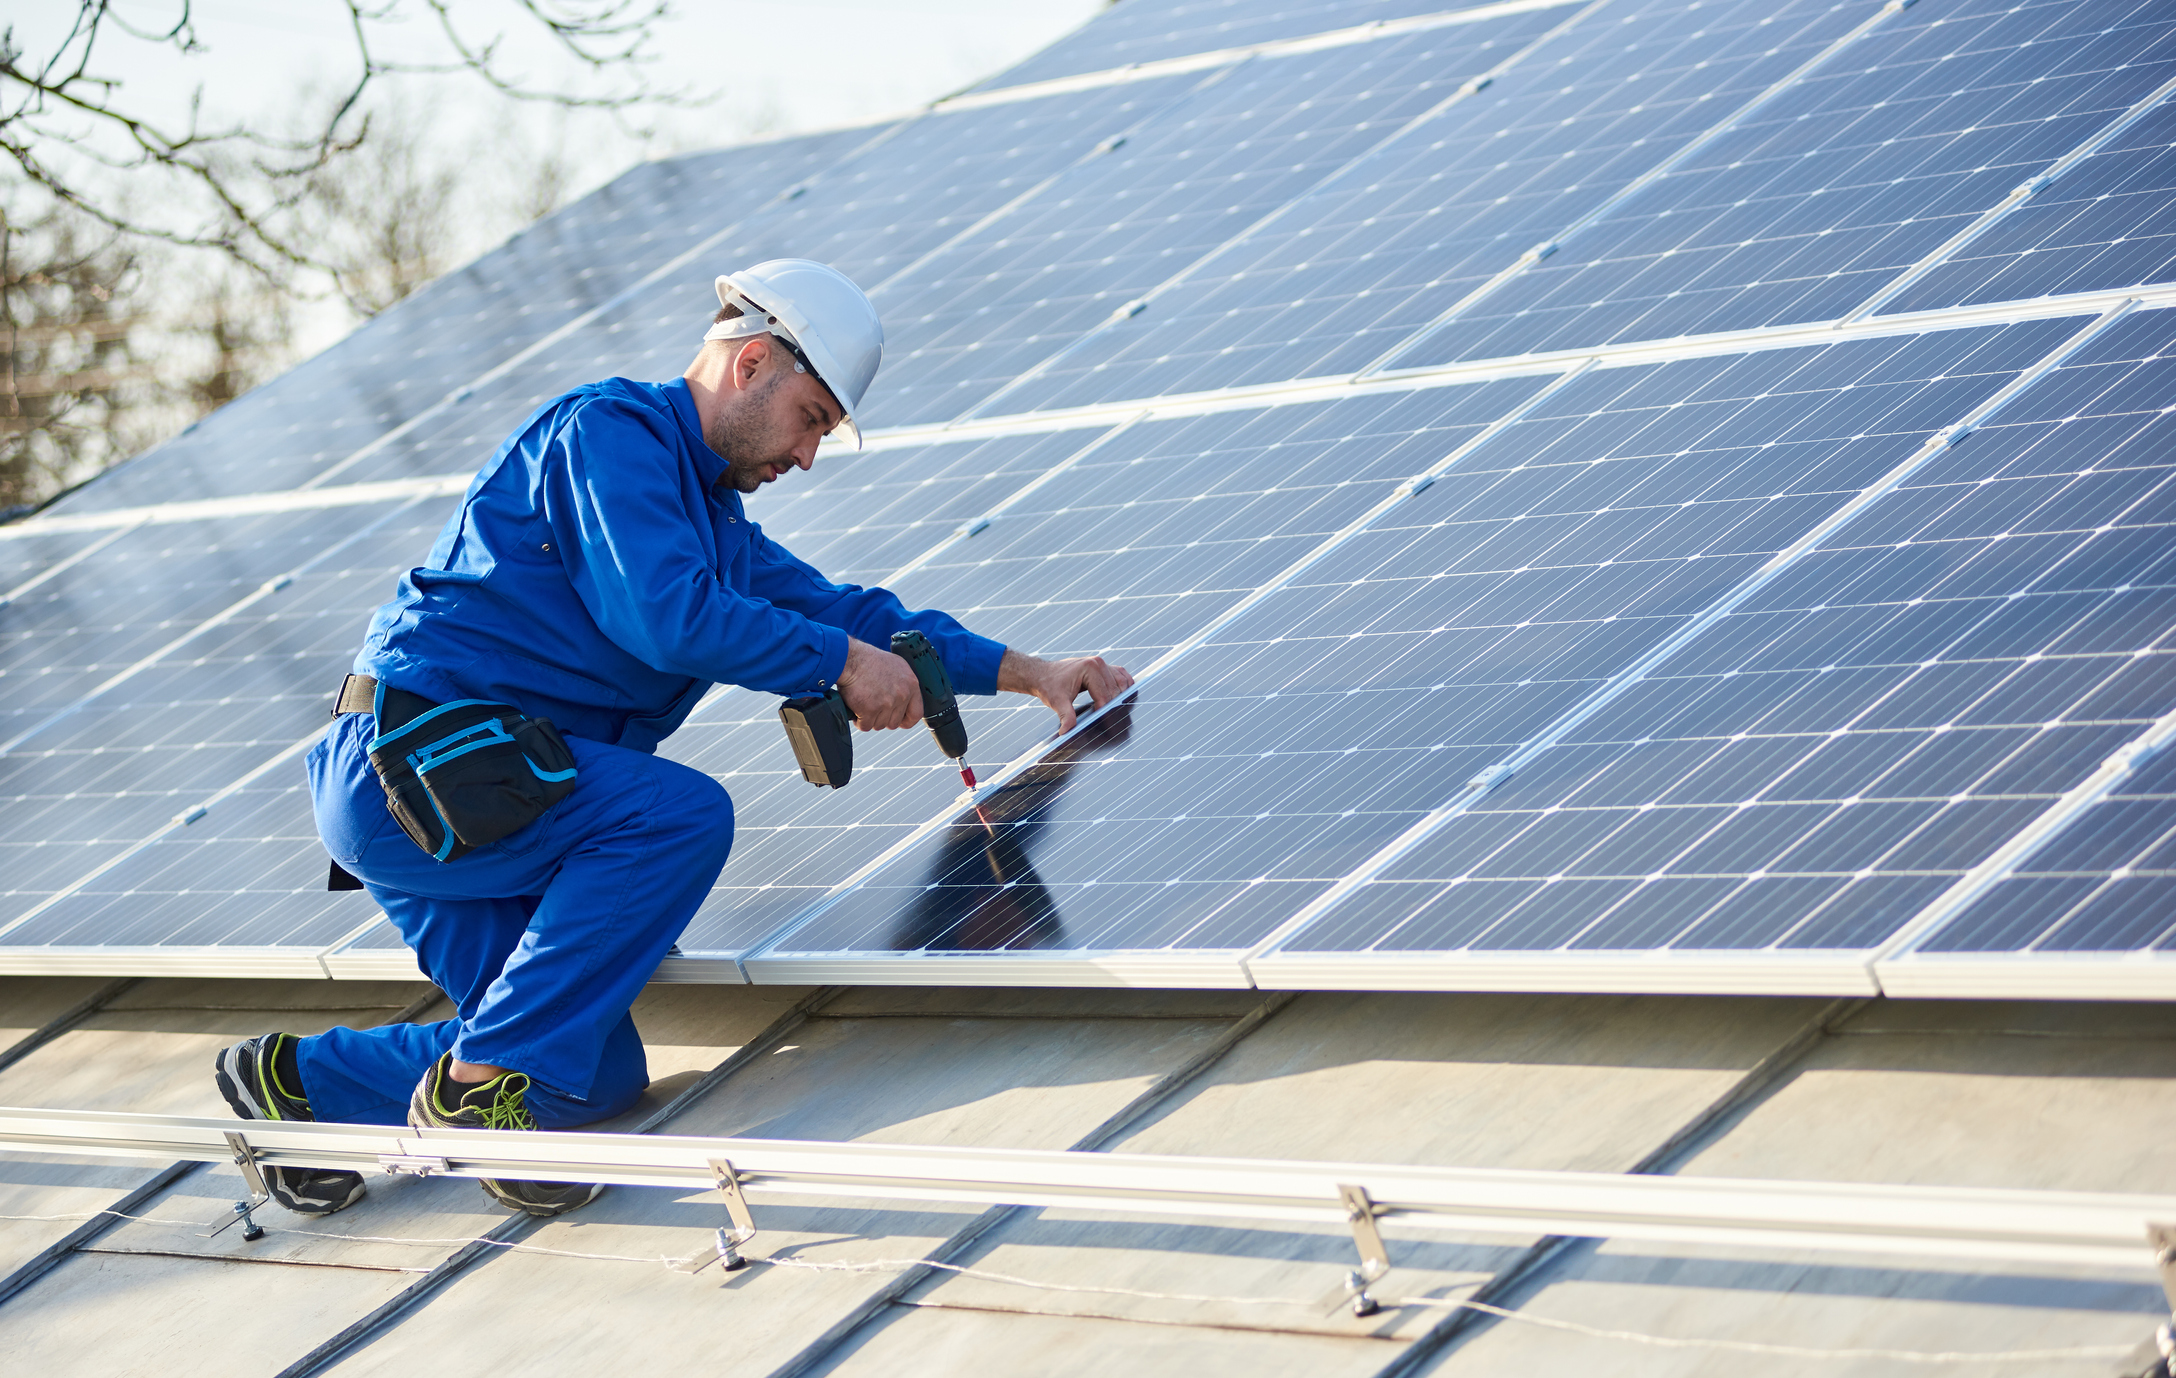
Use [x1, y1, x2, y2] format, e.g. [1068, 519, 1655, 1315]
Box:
[355, 377, 1004, 752]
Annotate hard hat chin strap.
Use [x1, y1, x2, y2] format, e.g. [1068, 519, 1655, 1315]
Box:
[702, 290, 808, 376]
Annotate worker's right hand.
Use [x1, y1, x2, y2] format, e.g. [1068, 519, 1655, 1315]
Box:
[838, 637, 923, 731]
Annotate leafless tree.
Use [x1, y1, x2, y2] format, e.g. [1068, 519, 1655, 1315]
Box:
[0, 2, 687, 285]
[0, 204, 140, 511]
[0, 2, 694, 510]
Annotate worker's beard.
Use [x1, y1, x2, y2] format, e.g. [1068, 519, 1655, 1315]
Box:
[709, 368, 795, 494]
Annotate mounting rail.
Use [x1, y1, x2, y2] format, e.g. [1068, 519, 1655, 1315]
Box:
[1, 1105, 2171, 1275]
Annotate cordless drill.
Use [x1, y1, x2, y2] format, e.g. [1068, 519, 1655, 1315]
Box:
[780, 630, 975, 791]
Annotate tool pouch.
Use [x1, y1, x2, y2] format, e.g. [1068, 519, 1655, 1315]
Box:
[367, 699, 578, 862]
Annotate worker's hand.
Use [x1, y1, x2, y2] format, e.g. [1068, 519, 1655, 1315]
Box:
[838, 637, 923, 731]
[997, 648, 1135, 735]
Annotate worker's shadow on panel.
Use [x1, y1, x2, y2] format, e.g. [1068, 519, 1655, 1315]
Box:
[887, 699, 1132, 953]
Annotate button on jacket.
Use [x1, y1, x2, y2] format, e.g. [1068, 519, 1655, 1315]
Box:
[355, 376, 1004, 749]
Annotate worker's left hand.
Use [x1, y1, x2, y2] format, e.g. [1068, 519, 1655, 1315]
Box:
[998, 649, 1135, 735]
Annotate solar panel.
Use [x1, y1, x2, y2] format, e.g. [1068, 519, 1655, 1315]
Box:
[5, 0, 2176, 1002]
[978, 0, 1874, 415]
[1392, 0, 2176, 365]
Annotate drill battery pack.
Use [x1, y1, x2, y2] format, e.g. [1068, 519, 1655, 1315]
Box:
[779, 630, 968, 789]
[779, 688, 856, 787]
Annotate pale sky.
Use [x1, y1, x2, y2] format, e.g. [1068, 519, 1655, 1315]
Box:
[5, 1, 1110, 349]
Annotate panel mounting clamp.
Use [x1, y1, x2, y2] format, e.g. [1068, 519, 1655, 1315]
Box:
[202, 1131, 271, 1242]
[671, 1159, 760, 1275]
[1338, 1183, 1391, 1317]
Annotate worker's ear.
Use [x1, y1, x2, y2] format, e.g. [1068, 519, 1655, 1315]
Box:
[732, 336, 771, 389]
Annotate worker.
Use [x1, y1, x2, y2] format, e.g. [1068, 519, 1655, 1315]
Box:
[212, 259, 1133, 1219]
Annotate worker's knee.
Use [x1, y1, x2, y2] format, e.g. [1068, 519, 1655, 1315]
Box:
[651, 756, 733, 856]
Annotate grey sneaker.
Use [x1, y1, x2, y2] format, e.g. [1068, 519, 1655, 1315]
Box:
[407, 1054, 604, 1218]
[213, 1033, 368, 1216]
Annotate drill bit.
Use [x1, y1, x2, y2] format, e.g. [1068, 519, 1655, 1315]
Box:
[959, 762, 994, 834]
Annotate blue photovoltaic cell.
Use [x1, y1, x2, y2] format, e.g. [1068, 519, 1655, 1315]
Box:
[57, 128, 880, 514]
[682, 377, 1547, 956]
[0, 500, 451, 943]
[868, 7, 1567, 429]
[1281, 306, 2176, 961]
[1924, 749, 2176, 954]
[978, 0, 1533, 91]
[991, 0, 1870, 416]
[763, 324, 2057, 963]
[1891, 94, 2176, 313]
[1402, 0, 2176, 365]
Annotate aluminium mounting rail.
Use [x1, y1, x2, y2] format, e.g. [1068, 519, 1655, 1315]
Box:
[1, 1104, 2172, 1273]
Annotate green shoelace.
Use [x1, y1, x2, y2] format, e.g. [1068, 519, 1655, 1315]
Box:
[475, 1079, 536, 1131]
[442, 1071, 536, 1130]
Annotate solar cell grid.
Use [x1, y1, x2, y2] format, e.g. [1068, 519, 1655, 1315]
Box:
[1272, 304, 2176, 976]
[0, 499, 449, 942]
[868, 5, 1571, 427]
[1919, 742, 2176, 955]
[56, 127, 882, 513]
[986, 0, 1872, 416]
[1403, 0, 2176, 365]
[686, 378, 1546, 959]
[762, 316, 2086, 977]
[1890, 85, 2176, 314]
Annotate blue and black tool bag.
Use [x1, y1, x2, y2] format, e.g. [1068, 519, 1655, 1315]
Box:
[366, 694, 579, 863]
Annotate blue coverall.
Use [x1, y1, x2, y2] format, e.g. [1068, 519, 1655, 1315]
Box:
[298, 377, 1004, 1128]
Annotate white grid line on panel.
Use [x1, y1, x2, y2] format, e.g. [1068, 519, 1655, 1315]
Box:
[907, 281, 2176, 451]
[938, 0, 1590, 112]
[1249, 948, 1878, 995]
[1361, 0, 1922, 376]
[1842, 68, 2176, 325]
[951, 0, 1614, 426]
[1241, 296, 2142, 974]
[0, 520, 144, 597]
[14, 282, 2176, 550]
[0, 476, 466, 543]
[737, 363, 1603, 974]
[1873, 703, 2176, 971]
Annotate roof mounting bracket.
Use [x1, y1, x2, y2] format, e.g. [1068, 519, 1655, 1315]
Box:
[2118, 1224, 2176, 1378]
[201, 1131, 270, 1242]
[671, 1159, 759, 1275]
[1339, 1183, 1391, 1317]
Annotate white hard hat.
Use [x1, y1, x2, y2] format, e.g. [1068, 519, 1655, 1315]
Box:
[706, 259, 884, 449]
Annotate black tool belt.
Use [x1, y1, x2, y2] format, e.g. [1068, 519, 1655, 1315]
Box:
[333, 674, 578, 864]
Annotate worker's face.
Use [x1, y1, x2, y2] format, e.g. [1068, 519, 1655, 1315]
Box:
[710, 340, 842, 494]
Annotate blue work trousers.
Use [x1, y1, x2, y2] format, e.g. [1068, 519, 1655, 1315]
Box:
[296, 710, 733, 1129]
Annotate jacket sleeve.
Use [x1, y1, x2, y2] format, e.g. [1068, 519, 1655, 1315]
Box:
[747, 525, 1008, 696]
[541, 399, 850, 697]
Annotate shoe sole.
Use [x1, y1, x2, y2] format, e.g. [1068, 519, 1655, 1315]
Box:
[213, 1042, 271, 1122]
[215, 1041, 367, 1217]
[480, 1178, 607, 1217]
